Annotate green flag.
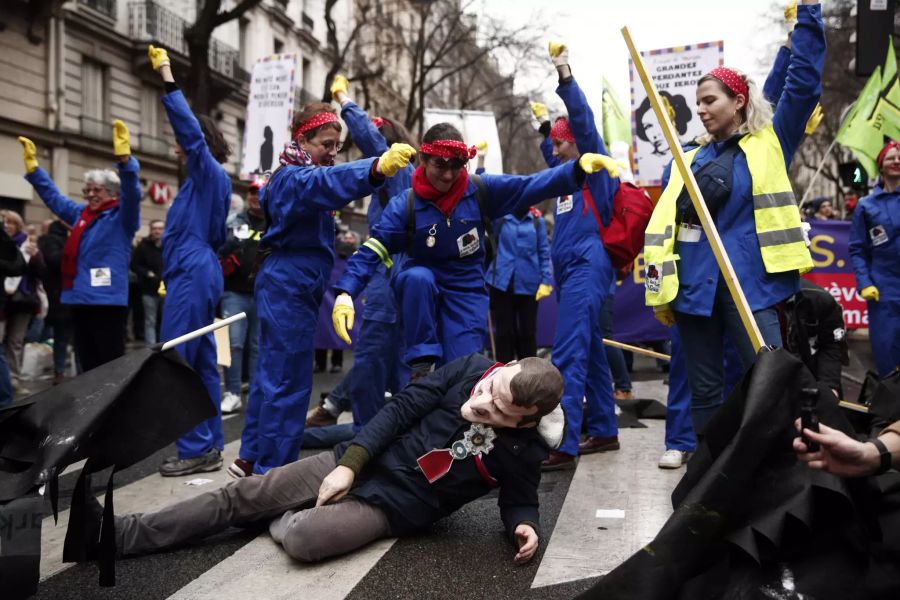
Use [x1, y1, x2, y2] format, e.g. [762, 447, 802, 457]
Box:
[601, 77, 632, 148]
[835, 65, 883, 178]
[870, 37, 900, 141]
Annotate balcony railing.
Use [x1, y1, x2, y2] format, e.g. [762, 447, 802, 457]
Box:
[78, 0, 117, 19]
[129, 0, 239, 78]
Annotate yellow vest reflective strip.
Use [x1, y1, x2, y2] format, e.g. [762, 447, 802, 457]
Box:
[642, 148, 698, 306]
[644, 224, 674, 247]
[740, 126, 813, 273]
[362, 238, 393, 269]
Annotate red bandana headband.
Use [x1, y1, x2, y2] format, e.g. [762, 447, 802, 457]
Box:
[419, 139, 477, 160]
[877, 140, 900, 171]
[550, 117, 575, 143]
[706, 67, 749, 99]
[294, 111, 339, 138]
[371, 116, 385, 129]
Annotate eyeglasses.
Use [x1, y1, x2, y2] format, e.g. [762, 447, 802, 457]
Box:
[429, 157, 466, 171]
[82, 186, 107, 196]
[313, 139, 343, 152]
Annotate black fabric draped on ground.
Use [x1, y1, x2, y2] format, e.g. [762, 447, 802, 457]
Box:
[574, 348, 900, 600]
[0, 348, 216, 596]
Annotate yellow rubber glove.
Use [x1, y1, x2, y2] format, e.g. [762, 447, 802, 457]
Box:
[332, 293, 355, 345]
[158, 280, 167, 298]
[112, 119, 131, 156]
[654, 306, 676, 327]
[860, 286, 879, 302]
[17, 136, 38, 174]
[330, 74, 349, 101]
[475, 141, 488, 157]
[535, 284, 553, 301]
[530, 102, 549, 122]
[804, 104, 823, 135]
[784, 0, 797, 22]
[548, 41, 569, 67]
[148, 45, 171, 71]
[377, 143, 417, 177]
[578, 153, 620, 178]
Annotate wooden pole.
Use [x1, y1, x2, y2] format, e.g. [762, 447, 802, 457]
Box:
[621, 26, 765, 352]
[603, 338, 671, 362]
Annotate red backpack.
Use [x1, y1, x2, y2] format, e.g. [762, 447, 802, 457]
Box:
[583, 181, 654, 279]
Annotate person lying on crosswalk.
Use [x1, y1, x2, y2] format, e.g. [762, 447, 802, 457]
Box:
[94, 354, 565, 565]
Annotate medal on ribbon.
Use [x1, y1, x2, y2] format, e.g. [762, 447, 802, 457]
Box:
[417, 423, 497, 484]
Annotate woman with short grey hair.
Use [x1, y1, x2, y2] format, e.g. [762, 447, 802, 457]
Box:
[18, 119, 141, 372]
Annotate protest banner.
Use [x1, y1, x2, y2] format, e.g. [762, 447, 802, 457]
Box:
[628, 40, 723, 187]
[803, 220, 868, 329]
[423, 109, 503, 173]
[240, 53, 297, 179]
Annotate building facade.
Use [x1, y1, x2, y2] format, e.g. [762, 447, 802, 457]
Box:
[0, 0, 353, 234]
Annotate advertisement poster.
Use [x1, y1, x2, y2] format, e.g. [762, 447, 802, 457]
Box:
[240, 53, 296, 179]
[628, 41, 724, 187]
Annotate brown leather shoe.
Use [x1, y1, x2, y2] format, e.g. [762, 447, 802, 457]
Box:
[614, 389, 635, 401]
[305, 405, 337, 428]
[578, 435, 620, 455]
[541, 450, 577, 471]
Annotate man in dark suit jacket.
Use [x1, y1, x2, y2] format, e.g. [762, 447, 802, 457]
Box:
[109, 354, 565, 564]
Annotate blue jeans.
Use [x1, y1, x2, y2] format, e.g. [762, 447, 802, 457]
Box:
[221, 290, 259, 395]
[600, 294, 632, 392]
[675, 278, 783, 434]
[141, 294, 163, 346]
[664, 328, 696, 452]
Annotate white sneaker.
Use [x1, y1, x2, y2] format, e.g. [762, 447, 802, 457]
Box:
[658, 449, 689, 469]
[221, 391, 242, 414]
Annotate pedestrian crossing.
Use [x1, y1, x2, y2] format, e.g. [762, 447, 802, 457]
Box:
[33, 379, 677, 600]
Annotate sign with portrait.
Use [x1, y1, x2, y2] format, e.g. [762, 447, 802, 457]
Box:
[628, 40, 724, 187]
[240, 53, 296, 179]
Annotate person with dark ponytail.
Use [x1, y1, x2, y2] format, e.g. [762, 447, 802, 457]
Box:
[148, 45, 233, 477]
[228, 98, 416, 478]
[332, 122, 618, 383]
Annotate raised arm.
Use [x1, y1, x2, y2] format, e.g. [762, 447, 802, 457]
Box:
[482, 162, 580, 218]
[772, 1, 825, 166]
[20, 136, 83, 226]
[531, 102, 561, 168]
[148, 45, 223, 179]
[332, 76, 391, 158]
[113, 120, 141, 235]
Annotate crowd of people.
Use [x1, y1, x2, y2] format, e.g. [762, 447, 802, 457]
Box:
[6, 0, 900, 576]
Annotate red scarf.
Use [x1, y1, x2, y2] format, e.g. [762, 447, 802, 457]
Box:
[412, 166, 469, 217]
[61, 199, 119, 290]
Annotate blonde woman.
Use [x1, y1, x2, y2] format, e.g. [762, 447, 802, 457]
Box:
[643, 0, 824, 433]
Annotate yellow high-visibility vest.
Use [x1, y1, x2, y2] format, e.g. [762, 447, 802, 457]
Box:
[643, 125, 812, 307]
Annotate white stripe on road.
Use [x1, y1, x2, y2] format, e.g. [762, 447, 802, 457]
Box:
[166, 535, 396, 600]
[531, 420, 680, 588]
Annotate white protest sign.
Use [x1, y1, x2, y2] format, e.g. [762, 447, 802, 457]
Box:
[241, 53, 296, 179]
[423, 109, 503, 173]
[628, 41, 723, 187]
